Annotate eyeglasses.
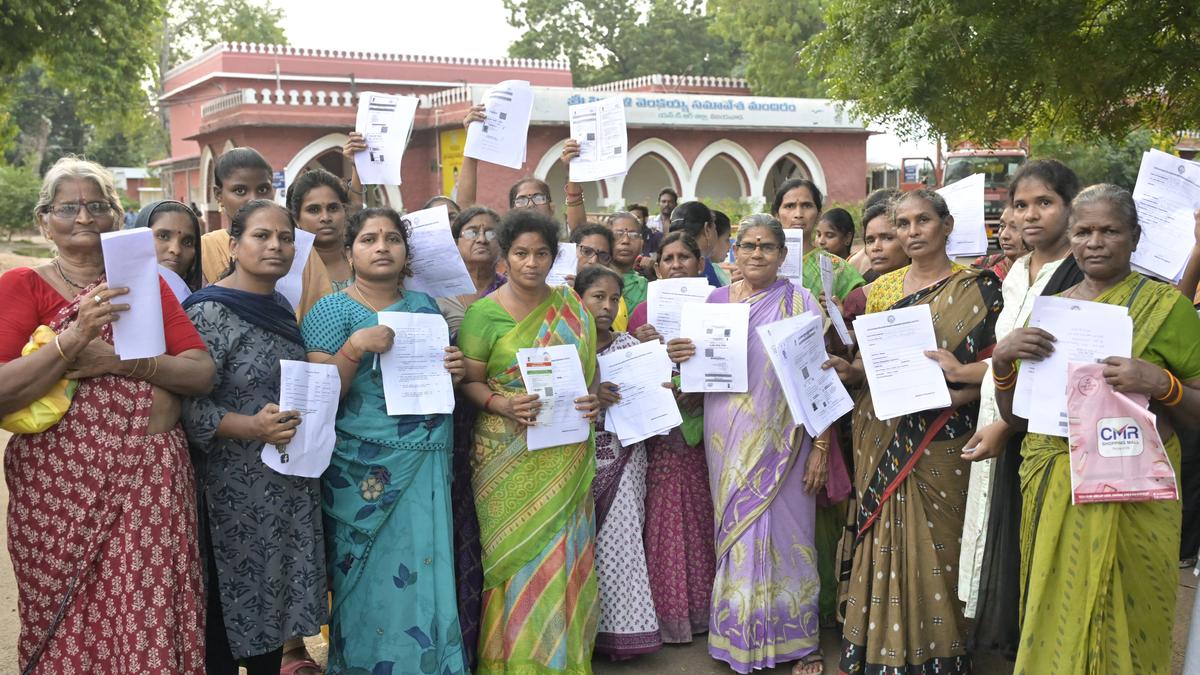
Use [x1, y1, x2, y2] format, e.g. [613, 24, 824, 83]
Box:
[513, 194, 550, 208]
[460, 227, 497, 242]
[614, 230, 644, 241]
[577, 244, 612, 264]
[735, 242, 782, 255]
[47, 201, 114, 219]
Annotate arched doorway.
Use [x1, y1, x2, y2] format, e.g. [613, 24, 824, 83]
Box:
[761, 155, 812, 203]
[759, 140, 827, 206]
[623, 154, 678, 212]
[693, 154, 747, 202]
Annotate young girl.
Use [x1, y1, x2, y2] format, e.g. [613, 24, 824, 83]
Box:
[287, 168, 352, 290]
[814, 207, 856, 260]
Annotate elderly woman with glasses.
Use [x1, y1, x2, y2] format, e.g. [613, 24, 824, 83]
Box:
[1, 157, 215, 672]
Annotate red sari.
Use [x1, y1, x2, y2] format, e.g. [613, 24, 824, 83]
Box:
[2, 269, 206, 674]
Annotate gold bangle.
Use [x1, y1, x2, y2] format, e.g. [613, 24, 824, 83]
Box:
[54, 335, 69, 362]
[126, 358, 143, 379]
[1165, 373, 1185, 407]
[1154, 369, 1178, 401]
[994, 374, 1017, 391]
[145, 356, 159, 381]
[992, 362, 1017, 381]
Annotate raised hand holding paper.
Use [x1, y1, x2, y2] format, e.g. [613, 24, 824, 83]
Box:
[263, 360, 340, 478]
[354, 92, 419, 186]
[517, 344, 591, 450]
[464, 80, 534, 170]
[568, 96, 628, 182]
[853, 304, 950, 420]
[100, 228, 165, 359]
[546, 243, 577, 287]
[1130, 148, 1200, 282]
[378, 312, 454, 416]
[403, 205, 477, 298]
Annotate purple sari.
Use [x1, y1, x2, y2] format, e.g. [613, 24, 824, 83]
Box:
[703, 278, 822, 673]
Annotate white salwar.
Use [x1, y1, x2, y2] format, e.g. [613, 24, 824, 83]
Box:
[958, 254, 1068, 616]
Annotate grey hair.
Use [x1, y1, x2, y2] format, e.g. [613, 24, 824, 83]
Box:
[1070, 183, 1140, 236]
[34, 156, 124, 224]
[736, 213, 786, 247]
[891, 188, 951, 224]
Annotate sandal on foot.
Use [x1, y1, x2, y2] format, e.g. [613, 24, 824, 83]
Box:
[792, 653, 825, 675]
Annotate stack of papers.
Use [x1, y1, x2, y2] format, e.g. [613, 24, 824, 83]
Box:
[1012, 296, 1132, 437]
[757, 312, 854, 437]
[1130, 149, 1200, 283]
[598, 341, 682, 446]
[354, 92, 419, 186]
[938, 173, 988, 258]
[403, 205, 477, 298]
[568, 97, 628, 182]
[465, 80, 534, 170]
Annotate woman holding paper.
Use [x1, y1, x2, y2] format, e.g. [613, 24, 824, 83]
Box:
[180, 200, 328, 673]
[667, 216, 830, 675]
[574, 265, 663, 659]
[301, 207, 468, 674]
[835, 201, 910, 326]
[201, 147, 333, 319]
[1, 158, 213, 673]
[626, 231, 718, 644]
[823, 188, 1002, 675]
[772, 177, 864, 299]
[288, 167, 353, 290]
[993, 184, 1200, 673]
[458, 209, 601, 674]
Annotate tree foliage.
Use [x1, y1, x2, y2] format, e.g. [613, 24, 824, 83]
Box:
[0, 163, 42, 238]
[1031, 130, 1155, 191]
[708, 0, 825, 97]
[162, 0, 287, 70]
[803, 0, 1200, 141]
[504, 0, 738, 87]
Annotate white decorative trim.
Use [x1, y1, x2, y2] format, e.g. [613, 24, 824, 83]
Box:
[692, 139, 758, 197]
[284, 133, 349, 185]
[586, 74, 748, 93]
[759, 140, 827, 198]
[183, 41, 570, 71]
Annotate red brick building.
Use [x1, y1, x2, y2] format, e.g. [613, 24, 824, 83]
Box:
[156, 42, 869, 228]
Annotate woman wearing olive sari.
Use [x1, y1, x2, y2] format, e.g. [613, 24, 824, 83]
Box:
[995, 185, 1200, 673]
[669, 215, 830, 675]
[826, 189, 1002, 674]
[459, 210, 601, 674]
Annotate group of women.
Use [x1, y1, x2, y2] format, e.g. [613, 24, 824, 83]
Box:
[2, 124, 1199, 675]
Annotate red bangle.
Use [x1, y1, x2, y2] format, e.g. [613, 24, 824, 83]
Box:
[484, 393, 499, 412]
[338, 345, 361, 364]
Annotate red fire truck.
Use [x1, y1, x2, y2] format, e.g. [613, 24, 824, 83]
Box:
[900, 139, 1029, 238]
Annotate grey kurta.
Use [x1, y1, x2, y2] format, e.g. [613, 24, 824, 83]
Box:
[181, 298, 327, 659]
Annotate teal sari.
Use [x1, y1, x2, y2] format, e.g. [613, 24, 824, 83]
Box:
[302, 290, 466, 675]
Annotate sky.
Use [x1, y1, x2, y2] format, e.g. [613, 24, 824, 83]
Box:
[280, 0, 523, 58]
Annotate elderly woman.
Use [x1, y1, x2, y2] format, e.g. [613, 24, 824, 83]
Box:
[181, 200, 328, 674]
[0, 158, 214, 672]
[824, 189, 1002, 674]
[773, 178, 864, 299]
[994, 184, 1200, 673]
[668, 215, 829, 675]
[458, 210, 601, 674]
[303, 207, 468, 674]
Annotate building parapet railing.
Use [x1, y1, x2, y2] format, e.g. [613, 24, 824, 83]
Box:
[201, 88, 369, 117]
[585, 74, 749, 92]
[419, 86, 471, 109]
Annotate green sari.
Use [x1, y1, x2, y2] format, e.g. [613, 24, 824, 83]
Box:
[459, 285, 600, 674]
[1017, 273, 1200, 673]
[802, 249, 864, 301]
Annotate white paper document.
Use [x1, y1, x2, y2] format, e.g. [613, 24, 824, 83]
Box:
[159, 265, 191, 304]
[938, 172, 988, 258]
[854, 304, 951, 420]
[598, 341, 681, 446]
[354, 92, 419, 186]
[757, 311, 855, 437]
[402, 205, 477, 298]
[517, 344, 591, 450]
[819, 255, 853, 345]
[568, 96, 628, 182]
[1131, 149, 1200, 282]
[100, 229, 165, 359]
[647, 278, 715, 344]
[276, 228, 315, 313]
[464, 80, 534, 170]
[377, 312, 454, 416]
[1012, 296, 1132, 437]
[263, 360, 340, 478]
[546, 243, 577, 287]
[781, 230, 804, 280]
[679, 302, 750, 393]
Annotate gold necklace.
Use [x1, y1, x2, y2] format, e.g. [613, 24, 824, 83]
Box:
[352, 283, 382, 312]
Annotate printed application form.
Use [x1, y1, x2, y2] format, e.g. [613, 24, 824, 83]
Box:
[1130, 149, 1200, 282]
[546, 243, 577, 287]
[568, 96, 628, 182]
[757, 311, 854, 437]
[679, 302, 750, 393]
[354, 92, 419, 185]
[598, 341, 681, 446]
[647, 278, 714, 343]
[853, 304, 951, 420]
[263, 360, 340, 478]
[938, 173, 988, 258]
[465, 80, 534, 169]
[781, 230, 804, 280]
[403, 205, 477, 298]
[377, 312, 454, 416]
[276, 228, 315, 313]
[1013, 296, 1132, 437]
[517, 344, 591, 450]
[100, 228, 165, 359]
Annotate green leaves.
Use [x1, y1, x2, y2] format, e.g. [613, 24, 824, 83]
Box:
[708, 0, 826, 97]
[0, 163, 41, 238]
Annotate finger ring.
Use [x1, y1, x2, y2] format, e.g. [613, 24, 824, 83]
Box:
[93, 294, 103, 304]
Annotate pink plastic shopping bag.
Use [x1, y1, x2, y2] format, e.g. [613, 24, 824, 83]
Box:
[1066, 361, 1178, 505]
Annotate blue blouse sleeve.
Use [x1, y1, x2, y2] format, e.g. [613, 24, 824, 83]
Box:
[302, 294, 352, 355]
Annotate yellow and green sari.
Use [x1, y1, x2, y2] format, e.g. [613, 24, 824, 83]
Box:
[458, 286, 600, 674]
[1017, 272, 1200, 673]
